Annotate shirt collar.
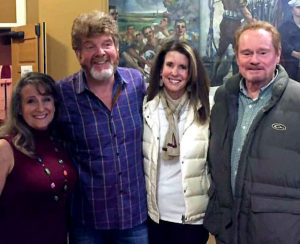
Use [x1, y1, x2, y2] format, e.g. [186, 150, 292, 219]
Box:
[75, 68, 127, 94]
[75, 69, 88, 94]
[114, 68, 128, 85]
[239, 68, 279, 99]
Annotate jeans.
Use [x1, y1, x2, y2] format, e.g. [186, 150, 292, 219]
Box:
[70, 222, 148, 244]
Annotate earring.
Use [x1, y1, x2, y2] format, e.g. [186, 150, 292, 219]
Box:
[160, 76, 164, 87]
[186, 83, 191, 92]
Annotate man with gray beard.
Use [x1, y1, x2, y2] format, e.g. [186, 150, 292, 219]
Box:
[56, 10, 148, 244]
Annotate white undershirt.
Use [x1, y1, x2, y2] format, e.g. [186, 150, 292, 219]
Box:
[157, 100, 187, 223]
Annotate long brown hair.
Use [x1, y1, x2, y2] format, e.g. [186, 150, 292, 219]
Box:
[147, 39, 210, 123]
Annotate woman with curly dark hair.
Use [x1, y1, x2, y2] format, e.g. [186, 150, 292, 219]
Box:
[0, 72, 77, 244]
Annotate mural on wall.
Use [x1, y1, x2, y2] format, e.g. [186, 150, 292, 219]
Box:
[110, 0, 296, 85]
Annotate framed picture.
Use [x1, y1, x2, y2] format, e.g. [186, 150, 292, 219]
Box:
[0, 0, 26, 28]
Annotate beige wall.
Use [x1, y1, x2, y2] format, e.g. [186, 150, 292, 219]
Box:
[27, 0, 108, 80]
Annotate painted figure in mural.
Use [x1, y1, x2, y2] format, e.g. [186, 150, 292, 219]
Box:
[143, 39, 211, 244]
[56, 11, 149, 244]
[122, 45, 151, 75]
[204, 21, 300, 244]
[123, 25, 137, 44]
[278, 0, 300, 81]
[175, 19, 199, 49]
[162, 0, 200, 34]
[162, 0, 200, 51]
[109, 0, 201, 71]
[159, 16, 172, 38]
[109, 5, 118, 21]
[152, 16, 171, 40]
[141, 26, 160, 76]
[164, 19, 198, 50]
[109, 5, 130, 69]
[212, 0, 255, 86]
[121, 25, 151, 75]
[110, 8, 150, 76]
[174, 19, 188, 41]
[135, 31, 147, 61]
[142, 26, 160, 53]
[247, 0, 279, 24]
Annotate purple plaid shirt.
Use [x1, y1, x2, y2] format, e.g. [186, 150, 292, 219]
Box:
[56, 67, 147, 229]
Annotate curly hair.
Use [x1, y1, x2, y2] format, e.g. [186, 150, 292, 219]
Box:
[71, 10, 120, 51]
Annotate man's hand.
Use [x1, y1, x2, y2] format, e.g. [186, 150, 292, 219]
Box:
[240, 6, 256, 23]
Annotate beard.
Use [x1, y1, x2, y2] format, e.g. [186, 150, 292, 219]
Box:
[90, 64, 114, 81]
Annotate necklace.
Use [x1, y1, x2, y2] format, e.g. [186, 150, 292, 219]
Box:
[36, 136, 68, 202]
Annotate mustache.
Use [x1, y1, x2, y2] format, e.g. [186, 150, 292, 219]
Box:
[246, 66, 263, 70]
[91, 57, 108, 63]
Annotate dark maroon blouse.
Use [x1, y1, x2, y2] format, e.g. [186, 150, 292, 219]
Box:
[0, 130, 77, 244]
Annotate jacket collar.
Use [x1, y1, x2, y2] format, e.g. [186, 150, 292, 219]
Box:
[143, 95, 160, 129]
[270, 65, 289, 98]
[143, 93, 203, 130]
[224, 64, 288, 98]
[143, 94, 160, 114]
[143, 92, 202, 110]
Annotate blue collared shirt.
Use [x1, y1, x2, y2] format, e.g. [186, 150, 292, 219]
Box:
[56, 67, 147, 229]
[231, 71, 278, 193]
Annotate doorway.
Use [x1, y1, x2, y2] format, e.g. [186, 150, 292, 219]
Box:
[0, 23, 46, 122]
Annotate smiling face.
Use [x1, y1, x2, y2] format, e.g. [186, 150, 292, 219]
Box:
[76, 34, 118, 82]
[161, 51, 189, 99]
[21, 84, 55, 131]
[236, 28, 280, 87]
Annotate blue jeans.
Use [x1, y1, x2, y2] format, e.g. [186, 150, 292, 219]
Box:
[70, 222, 148, 244]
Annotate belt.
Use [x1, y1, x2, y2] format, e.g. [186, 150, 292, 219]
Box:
[223, 10, 243, 20]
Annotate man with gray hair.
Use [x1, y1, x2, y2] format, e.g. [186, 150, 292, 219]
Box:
[56, 11, 148, 244]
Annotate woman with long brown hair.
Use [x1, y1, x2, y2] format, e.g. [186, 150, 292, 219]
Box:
[143, 39, 211, 244]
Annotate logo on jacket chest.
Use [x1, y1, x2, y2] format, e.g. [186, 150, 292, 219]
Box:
[271, 123, 286, 131]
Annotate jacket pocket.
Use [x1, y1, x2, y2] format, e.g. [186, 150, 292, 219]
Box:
[251, 195, 300, 214]
[247, 195, 300, 243]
